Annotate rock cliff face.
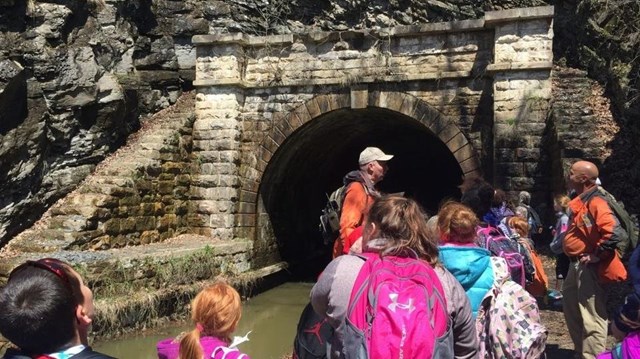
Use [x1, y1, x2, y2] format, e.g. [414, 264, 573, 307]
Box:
[0, 0, 199, 246]
[0, 0, 638, 247]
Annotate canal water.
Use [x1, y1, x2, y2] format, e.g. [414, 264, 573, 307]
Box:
[94, 282, 312, 359]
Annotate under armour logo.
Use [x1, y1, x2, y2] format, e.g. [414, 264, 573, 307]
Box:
[387, 293, 415, 313]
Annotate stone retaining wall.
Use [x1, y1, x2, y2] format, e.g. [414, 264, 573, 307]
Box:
[6, 93, 196, 252]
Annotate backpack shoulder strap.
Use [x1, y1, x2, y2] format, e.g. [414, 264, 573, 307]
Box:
[581, 187, 602, 206]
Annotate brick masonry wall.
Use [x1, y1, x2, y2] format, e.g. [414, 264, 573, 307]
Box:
[8, 93, 197, 252]
[193, 6, 555, 254]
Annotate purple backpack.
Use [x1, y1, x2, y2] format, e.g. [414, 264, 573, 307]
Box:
[477, 226, 527, 287]
[344, 252, 452, 359]
[597, 331, 640, 359]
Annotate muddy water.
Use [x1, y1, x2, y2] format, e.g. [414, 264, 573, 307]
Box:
[94, 282, 312, 359]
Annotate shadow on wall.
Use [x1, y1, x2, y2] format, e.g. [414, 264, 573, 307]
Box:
[259, 107, 464, 279]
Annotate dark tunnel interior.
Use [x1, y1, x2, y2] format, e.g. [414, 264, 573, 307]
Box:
[259, 107, 465, 280]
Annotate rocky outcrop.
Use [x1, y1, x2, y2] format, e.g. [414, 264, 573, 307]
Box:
[1, 0, 639, 248]
[0, 0, 200, 247]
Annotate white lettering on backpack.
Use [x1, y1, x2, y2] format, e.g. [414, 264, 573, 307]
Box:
[388, 293, 415, 313]
[399, 323, 406, 359]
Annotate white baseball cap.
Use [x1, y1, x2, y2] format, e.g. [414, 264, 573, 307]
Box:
[359, 147, 394, 165]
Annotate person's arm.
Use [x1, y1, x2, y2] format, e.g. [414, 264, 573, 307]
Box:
[310, 256, 363, 328]
[310, 259, 338, 321]
[579, 196, 618, 264]
[339, 183, 367, 247]
[436, 267, 478, 359]
[592, 196, 619, 253]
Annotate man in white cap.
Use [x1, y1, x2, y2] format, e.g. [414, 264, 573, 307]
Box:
[332, 146, 393, 257]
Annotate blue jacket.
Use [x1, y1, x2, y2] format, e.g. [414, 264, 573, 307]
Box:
[439, 246, 494, 317]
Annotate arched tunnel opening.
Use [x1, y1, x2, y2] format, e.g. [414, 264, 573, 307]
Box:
[259, 107, 465, 280]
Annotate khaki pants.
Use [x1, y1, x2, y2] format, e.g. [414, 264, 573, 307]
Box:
[562, 261, 608, 359]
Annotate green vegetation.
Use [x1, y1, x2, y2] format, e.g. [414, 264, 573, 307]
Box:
[78, 246, 245, 299]
[72, 245, 263, 338]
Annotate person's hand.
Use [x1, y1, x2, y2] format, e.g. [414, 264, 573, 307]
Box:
[611, 321, 626, 341]
[579, 253, 600, 264]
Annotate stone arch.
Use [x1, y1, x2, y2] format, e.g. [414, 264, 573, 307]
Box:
[240, 90, 480, 206]
[238, 90, 481, 273]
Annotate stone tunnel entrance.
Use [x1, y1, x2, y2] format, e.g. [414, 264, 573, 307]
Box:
[259, 107, 464, 278]
[191, 6, 554, 278]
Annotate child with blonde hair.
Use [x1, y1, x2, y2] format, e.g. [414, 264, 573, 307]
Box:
[508, 216, 549, 298]
[438, 201, 480, 246]
[157, 282, 250, 359]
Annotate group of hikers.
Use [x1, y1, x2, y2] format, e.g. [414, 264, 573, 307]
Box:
[306, 147, 640, 359]
[0, 146, 638, 359]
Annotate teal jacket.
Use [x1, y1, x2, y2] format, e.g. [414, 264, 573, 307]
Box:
[439, 246, 494, 317]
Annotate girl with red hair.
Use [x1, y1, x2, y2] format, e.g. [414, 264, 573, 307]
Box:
[157, 282, 250, 359]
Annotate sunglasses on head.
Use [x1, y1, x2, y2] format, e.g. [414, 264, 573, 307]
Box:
[9, 258, 72, 291]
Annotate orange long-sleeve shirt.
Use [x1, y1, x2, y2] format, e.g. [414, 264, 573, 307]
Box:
[332, 182, 374, 257]
[563, 188, 618, 257]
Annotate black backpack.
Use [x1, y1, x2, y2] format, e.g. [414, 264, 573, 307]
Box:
[524, 205, 543, 235]
[293, 302, 334, 359]
[318, 185, 348, 245]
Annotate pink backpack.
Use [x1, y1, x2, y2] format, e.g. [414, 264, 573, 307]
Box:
[477, 226, 527, 287]
[343, 253, 452, 358]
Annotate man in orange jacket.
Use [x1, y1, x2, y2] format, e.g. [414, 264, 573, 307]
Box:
[332, 147, 393, 257]
[563, 160, 623, 359]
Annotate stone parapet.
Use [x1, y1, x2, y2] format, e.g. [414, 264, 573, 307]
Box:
[193, 7, 554, 90]
[194, 29, 493, 89]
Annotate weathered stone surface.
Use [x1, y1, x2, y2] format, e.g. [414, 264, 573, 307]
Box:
[0, 59, 27, 134]
[2, 1, 629, 271]
[2, 93, 195, 251]
[188, 10, 556, 263]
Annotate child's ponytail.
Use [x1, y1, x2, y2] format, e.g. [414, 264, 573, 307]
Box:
[178, 326, 203, 359]
[178, 282, 242, 358]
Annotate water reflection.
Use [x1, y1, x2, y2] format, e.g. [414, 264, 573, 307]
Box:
[94, 282, 312, 359]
